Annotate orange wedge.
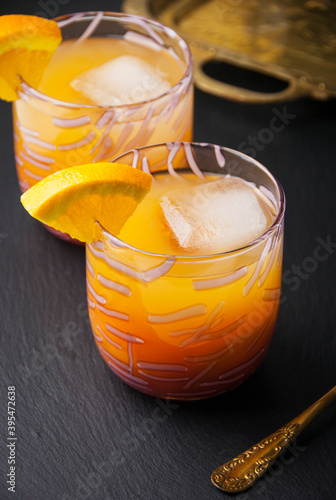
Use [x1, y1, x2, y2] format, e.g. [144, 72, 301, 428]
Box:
[0, 14, 61, 101]
[21, 162, 152, 243]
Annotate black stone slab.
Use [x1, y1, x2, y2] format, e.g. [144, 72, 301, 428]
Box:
[0, 1, 335, 499]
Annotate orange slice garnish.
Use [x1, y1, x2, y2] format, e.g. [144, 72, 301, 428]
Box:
[0, 14, 61, 101]
[21, 162, 152, 243]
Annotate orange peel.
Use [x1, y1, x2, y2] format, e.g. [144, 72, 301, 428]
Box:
[0, 14, 61, 101]
[21, 162, 152, 243]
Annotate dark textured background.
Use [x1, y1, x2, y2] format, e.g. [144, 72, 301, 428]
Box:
[1, 1, 336, 499]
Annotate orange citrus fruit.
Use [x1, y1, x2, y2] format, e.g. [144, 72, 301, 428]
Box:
[21, 162, 152, 243]
[0, 14, 61, 101]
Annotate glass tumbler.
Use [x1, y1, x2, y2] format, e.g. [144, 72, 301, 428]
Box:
[86, 142, 285, 400]
[13, 11, 193, 241]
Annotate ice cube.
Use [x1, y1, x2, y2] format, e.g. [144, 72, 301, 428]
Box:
[70, 55, 171, 106]
[160, 177, 269, 253]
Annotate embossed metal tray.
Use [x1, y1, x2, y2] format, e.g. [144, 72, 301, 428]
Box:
[123, 0, 336, 103]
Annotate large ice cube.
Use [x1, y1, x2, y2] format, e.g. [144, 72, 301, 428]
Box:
[160, 177, 270, 253]
[70, 55, 171, 106]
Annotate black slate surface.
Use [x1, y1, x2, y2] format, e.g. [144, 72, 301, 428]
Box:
[1, 1, 336, 499]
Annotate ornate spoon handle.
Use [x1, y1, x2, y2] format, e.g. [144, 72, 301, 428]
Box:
[211, 385, 336, 493]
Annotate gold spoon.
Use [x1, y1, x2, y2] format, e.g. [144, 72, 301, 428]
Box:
[211, 385, 336, 493]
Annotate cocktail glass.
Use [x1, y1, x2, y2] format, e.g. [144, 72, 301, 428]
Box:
[13, 11, 193, 241]
[86, 142, 285, 400]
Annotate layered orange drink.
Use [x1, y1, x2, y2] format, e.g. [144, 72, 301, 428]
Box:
[86, 143, 285, 400]
[10, 12, 193, 239]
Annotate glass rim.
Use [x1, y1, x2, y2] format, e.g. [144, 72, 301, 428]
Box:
[18, 11, 193, 111]
[95, 142, 286, 261]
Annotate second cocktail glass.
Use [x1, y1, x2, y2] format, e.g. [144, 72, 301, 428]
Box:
[13, 11, 193, 240]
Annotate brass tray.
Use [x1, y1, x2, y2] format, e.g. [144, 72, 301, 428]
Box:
[123, 0, 336, 103]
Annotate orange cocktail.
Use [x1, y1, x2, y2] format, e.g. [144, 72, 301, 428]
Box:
[86, 143, 285, 400]
[13, 12, 193, 240]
